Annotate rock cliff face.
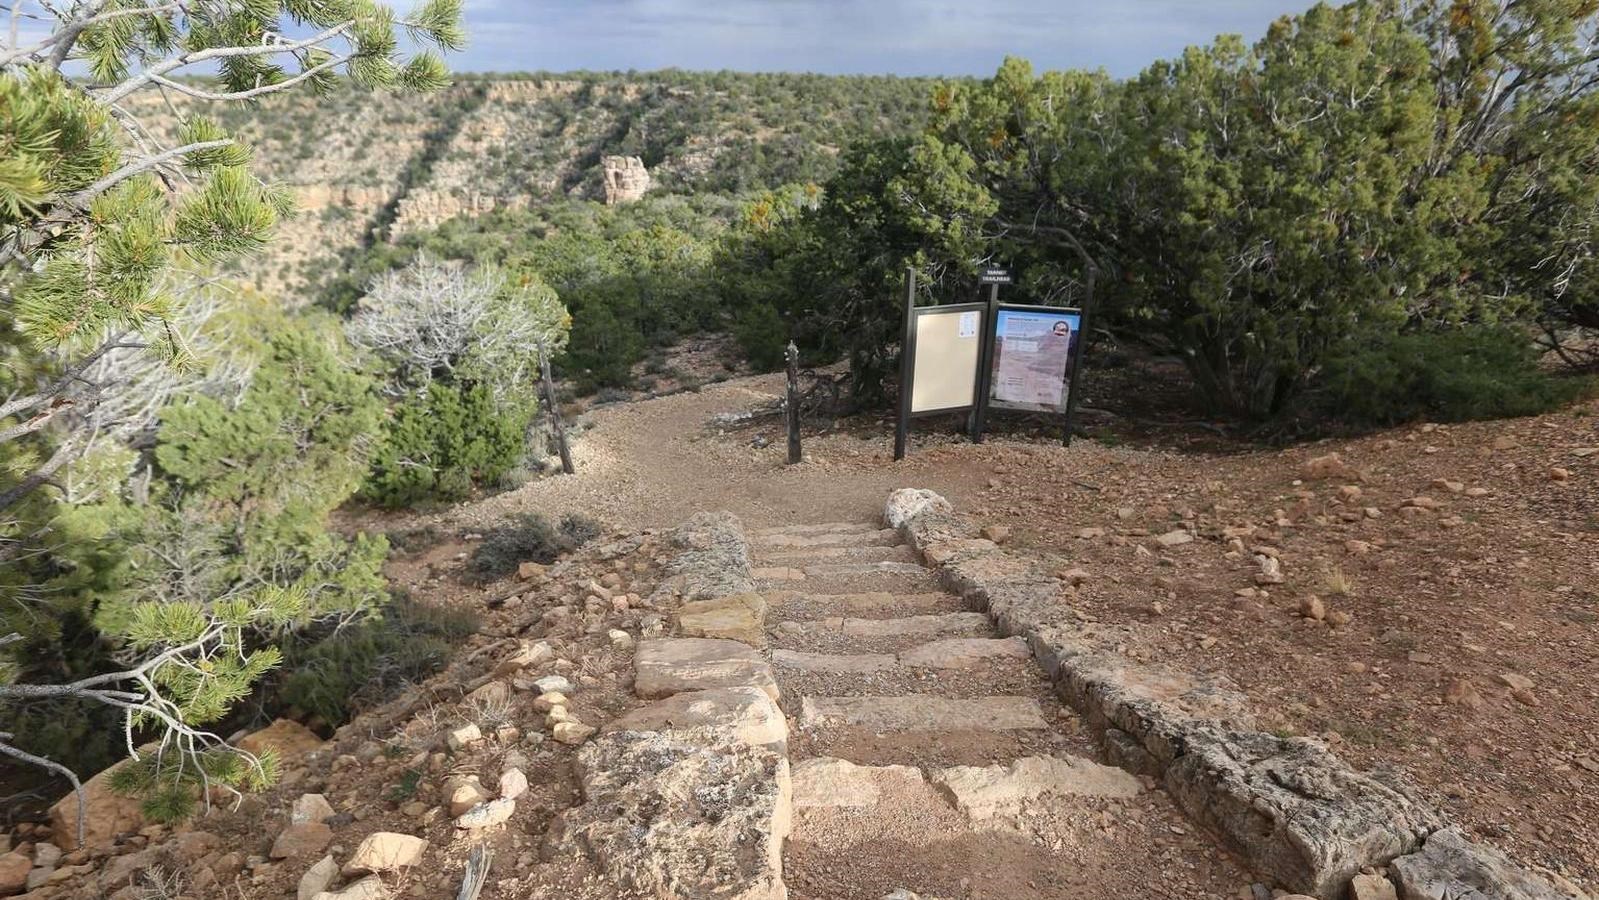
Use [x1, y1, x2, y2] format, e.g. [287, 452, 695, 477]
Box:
[602, 156, 651, 204]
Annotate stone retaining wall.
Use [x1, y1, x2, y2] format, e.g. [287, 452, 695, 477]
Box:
[552, 512, 791, 900]
[884, 488, 1585, 900]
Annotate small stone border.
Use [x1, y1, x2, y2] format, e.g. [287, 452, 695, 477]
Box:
[551, 512, 792, 900]
[884, 488, 1587, 900]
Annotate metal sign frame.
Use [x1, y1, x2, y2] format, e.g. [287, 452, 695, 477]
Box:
[896, 265, 1096, 458]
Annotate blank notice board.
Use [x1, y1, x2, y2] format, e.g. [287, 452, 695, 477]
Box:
[910, 308, 982, 413]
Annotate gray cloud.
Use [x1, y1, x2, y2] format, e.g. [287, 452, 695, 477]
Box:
[455, 0, 1306, 76]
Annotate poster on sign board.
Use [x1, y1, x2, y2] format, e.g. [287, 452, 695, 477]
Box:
[988, 307, 1081, 413]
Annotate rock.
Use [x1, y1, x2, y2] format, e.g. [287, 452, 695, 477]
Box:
[897, 637, 1031, 669]
[634, 638, 779, 701]
[466, 680, 511, 706]
[884, 488, 953, 529]
[516, 561, 547, 580]
[98, 848, 157, 890]
[1155, 529, 1194, 548]
[979, 524, 1011, 544]
[1391, 827, 1580, 900]
[608, 628, 635, 650]
[676, 593, 768, 646]
[31, 844, 59, 870]
[1327, 610, 1353, 628]
[533, 691, 568, 712]
[554, 721, 597, 744]
[46, 759, 147, 850]
[604, 687, 787, 748]
[933, 755, 1140, 819]
[0, 852, 29, 896]
[549, 729, 789, 900]
[237, 719, 324, 759]
[1300, 596, 1327, 621]
[445, 723, 482, 751]
[447, 779, 489, 817]
[499, 768, 529, 800]
[455, 798, 515, 829]
[1444, 679, 1483, 709]
[1350, 872, 1399, 900]
[342, 832, 428, 876]
[1497, 672, 1535, 692]
[652, 512, 755, 602]
[290, 793, 335, 825]
[495, 639, 553, 675]
[1058, 568, 1092, 586]
[297, 855, 338, 900]
[534, 674, 576, 695]
[791, 757, 922, 809]
[270, 822, 333, 859]
[314, 875, 389, 900]
[1304, 453, 1356, 480]
[602, 155, 651, 205]
[173, 830, 220, 862]
[1550, 467, 1571, 481]
[1163, 729, 1444, 898]
[1490, 435, 1520, 450]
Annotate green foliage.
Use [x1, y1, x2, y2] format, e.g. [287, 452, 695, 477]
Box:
[732, 303, 789, 372]
[362, 382, 534, 507]
[1317, 327, 1591, 426]
[278, 594, 478, 725]
[465, 512, 600, 585]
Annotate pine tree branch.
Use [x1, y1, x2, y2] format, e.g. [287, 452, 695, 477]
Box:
[146, 55, 355, 102]
[0, 2, 180, 68]
[99, 21, 356, 104]
[0, 332, 139, 426]
[0, 733, 85, 847]
[0, 434, 77, 512]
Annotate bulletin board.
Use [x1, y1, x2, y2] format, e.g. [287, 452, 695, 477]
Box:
[909, 304, 985, 414]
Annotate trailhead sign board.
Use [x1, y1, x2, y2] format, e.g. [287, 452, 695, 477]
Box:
[988, 306, 1082, 413]
[909, 305, 985, 413]
[894, 266, 1088, 459]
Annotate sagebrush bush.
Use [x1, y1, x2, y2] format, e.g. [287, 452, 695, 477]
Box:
[363, 382, 535, 507]
[465, 512, 603, 584]
[1317, 327, 1591, 426]
[277, 595, 479, 726]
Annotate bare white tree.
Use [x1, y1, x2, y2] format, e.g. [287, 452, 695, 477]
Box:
[346, 254, 570, 402]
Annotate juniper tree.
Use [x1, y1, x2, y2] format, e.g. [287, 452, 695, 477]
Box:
[0, 0, 463, 838]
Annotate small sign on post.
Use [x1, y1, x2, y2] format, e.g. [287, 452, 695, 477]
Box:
[979, 267, 1013, 285]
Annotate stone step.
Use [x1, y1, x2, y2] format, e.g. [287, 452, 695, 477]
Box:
[798, 695, 1049, 733]
[774, 639, 1027, 674]
[766, 590, 963, 620]
[751, 528, 900, 550]
[753, 522, 881, 537]
[760, 568, 943, 596]
[752, 544, 917, 566]
[774, 611, 990, 637]
[803, 561, 929, 578]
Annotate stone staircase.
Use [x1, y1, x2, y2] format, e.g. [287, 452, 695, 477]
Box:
[746, 521, 1248, 900]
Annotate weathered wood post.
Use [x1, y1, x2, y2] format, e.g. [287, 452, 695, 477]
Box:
[785, 340, 802, 465]
[539, 343, 575, 475]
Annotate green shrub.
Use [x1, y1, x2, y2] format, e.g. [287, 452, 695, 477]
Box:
[733, 303, 789, 372]
[363, 383, 535, 507]
[465, 511, 603, 584]
[1317, 327, 1590, 426]
[277, 595, 479, 726]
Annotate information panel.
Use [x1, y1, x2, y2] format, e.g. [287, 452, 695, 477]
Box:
[988, 306, 1081, 413]
[910, 307, 983, 413]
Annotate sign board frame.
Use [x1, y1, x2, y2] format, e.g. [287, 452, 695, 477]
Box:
[906, 302, 986, 416]
[984, 303, 1083, 413]
[895, 266, 1095, 459]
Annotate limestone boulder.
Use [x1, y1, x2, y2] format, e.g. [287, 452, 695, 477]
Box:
[1390, 828, 1588, 900]
[604, 687, 787, 748]
[549, 729, 790, 900]
[0, 851, 29, 896]
[47, 759, 146, 850]
[634, 638, 778, 702]
[270, 822, 333, 860]
[791, 757, 922, 809]
[1163, 729, 1445, 898]
[237, 719, 324, 759]
[676, 594, 768, 646]
[931, 755, 1141, 819]
[297, 855, 338, 900]
[314, 875, 388, 900]
[883, 489, 953, 530]
[342, 832, 427, 876]
[290, 793, 335, 825]
[648, 512, 754, 603]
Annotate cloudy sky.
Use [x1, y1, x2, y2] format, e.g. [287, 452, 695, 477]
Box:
[457, 0, 1310, 77]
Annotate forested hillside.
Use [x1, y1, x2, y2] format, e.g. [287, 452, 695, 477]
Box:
[131, 71, 939, 296]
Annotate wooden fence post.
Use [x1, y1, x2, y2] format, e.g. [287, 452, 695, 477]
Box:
[785, 341, 802, 465]
[539, 344, 575, 475]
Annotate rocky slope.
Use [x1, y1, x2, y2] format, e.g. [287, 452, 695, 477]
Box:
[133, 72, 935, 299]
